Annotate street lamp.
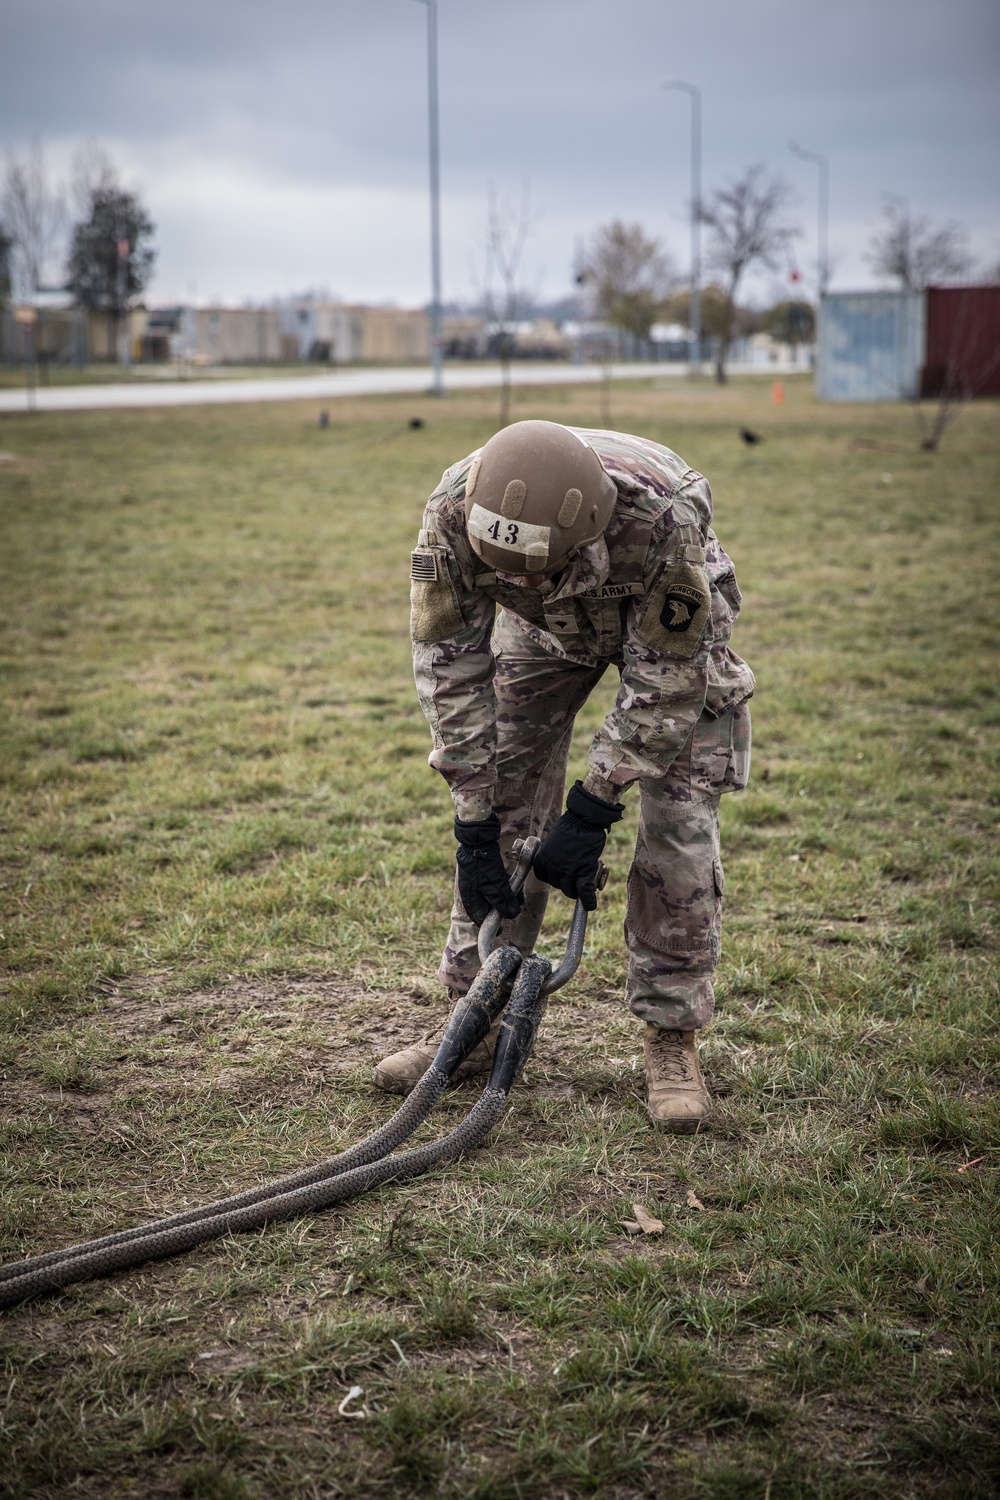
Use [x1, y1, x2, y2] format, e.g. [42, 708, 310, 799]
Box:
[117, 230, 132, 369]
[414, 0, 443, 395]
[789, 141, 829, 297]
[662, 77, 701, 375]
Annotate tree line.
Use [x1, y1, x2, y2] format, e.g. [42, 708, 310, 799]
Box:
[574, 165, 978, 384]
[0, 145, 157, 338]
[0, 144, 981, 384]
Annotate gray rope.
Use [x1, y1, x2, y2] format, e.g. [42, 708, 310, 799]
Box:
[0, 949, 550, 1310]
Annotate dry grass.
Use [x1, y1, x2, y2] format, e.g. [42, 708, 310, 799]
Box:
[0, 376, 998, 1497]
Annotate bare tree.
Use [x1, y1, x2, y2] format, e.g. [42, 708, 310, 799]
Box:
[476, 180, 536, 429]
[913, 365, 968, 454]
[2, 143, 66, 298]
[572, 222, 675, 425]
[0, 228, 12, 310]
[869, 197, 970, 290]
[577, 220, 677, 346]
[699, 166, 798, 383]
[70, 143, 120, 219]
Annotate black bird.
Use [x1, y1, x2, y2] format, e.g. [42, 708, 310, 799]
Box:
[409, 417, 425, 429]
[318, 410, 330, 428]
[740, 427, 762, 445]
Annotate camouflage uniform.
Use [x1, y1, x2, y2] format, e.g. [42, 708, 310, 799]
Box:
[410, 428, 754, 1031]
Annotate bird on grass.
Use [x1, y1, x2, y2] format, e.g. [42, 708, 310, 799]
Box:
[740, 428, 762, 445]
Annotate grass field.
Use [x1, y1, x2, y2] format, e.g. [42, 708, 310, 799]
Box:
[1, 376, 998, 1498]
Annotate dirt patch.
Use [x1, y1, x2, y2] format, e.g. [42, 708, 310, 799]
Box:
[89, 970, 644, 1088]
[98, 971, 428, 1072]
[3, 971, 656, 1172]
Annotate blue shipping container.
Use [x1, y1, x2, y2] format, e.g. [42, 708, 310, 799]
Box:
[817, 290, 925, 401]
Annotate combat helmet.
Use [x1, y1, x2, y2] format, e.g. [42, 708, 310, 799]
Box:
[463, 420, 617, 574]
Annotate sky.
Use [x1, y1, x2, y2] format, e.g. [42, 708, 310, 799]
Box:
[2, 0, 998, 310]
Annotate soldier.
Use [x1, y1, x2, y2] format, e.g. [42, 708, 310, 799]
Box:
[375, 421, 753, 1132]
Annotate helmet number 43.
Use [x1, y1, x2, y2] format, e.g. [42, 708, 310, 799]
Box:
[488, 519, 520, 545]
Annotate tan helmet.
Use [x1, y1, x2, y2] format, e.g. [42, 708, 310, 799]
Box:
[463, 420, 617, 574]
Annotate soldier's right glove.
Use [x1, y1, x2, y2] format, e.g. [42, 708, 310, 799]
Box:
[533, 781, 624, 910]
[454, 814, 522, 926]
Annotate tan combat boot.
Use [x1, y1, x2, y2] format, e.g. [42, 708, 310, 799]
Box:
[373, 995, 501, 1096]
[643, 1024, 712, 1133]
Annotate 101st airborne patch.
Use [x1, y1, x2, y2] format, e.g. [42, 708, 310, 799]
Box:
[410, 548, 465, 642]
[635, 559, 711, 658]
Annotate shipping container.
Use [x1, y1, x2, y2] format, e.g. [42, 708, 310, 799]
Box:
[921, 285, 1000, 398]
[817, 290, 925, 401]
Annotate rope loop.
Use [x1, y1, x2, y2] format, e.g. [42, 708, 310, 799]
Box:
[0, 944, 555, 1310]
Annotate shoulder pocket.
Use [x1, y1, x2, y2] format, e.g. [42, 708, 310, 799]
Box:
[410, 548, 465, 642]
[635, 559, 712, 659]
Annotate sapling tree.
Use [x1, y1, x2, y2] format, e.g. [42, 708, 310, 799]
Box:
[699, 166, 798, 383]
[476, 180, 537, 429]
[869, 197, 969, 290]
[2, 143, 66, 298]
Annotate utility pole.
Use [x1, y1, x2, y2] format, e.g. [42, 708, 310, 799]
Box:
[117, 228, 132, 368]
[414, 0, 443, 395]
[13, 304, 37, 411]
[663, 78, 701, 375]
[789, 142, 829, 296]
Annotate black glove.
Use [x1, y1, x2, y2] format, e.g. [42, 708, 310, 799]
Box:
[454, 814, 522, 926]
[533, 781, 624, 910]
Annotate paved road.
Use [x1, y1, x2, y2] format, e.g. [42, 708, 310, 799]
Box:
[0, 360, 697, 415]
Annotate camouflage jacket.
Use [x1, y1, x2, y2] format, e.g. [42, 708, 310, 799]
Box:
[410, 428, 754, 817]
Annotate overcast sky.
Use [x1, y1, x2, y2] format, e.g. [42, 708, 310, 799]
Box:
[3, 0, 998, 308]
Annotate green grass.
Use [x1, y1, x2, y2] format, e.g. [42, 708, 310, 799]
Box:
[0, 375, 998, 1497]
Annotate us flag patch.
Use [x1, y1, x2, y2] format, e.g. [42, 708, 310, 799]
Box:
[410, 550, 439, 582]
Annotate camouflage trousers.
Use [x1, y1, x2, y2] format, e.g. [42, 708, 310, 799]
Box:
[438, 611, 751, 1031]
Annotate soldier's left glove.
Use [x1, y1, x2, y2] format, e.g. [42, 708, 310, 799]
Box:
[533, 781, 624, 911]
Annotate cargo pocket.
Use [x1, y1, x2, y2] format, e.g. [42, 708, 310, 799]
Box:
[711, 857, 724, 963]
[686, 703, 751, 798]
[721, 701, 752, 793]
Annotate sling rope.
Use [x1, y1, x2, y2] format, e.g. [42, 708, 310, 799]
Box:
[0, 837, 594, 1311]
[0, 949, 550, 1310]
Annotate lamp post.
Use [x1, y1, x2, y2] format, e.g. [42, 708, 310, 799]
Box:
[789, 141, 829, 297]
[414, 0, 443, 395]
[116, 231, 132, 369]
[13, 303, 37, 411]
[662, 77, 701, 375]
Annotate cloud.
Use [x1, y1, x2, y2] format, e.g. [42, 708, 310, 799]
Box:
[3, 0, 998, 303]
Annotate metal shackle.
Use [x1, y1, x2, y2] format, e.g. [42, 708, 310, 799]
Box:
[476, 835, 608, 994]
